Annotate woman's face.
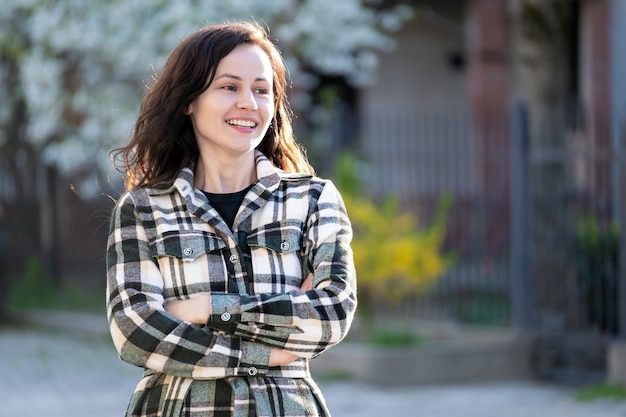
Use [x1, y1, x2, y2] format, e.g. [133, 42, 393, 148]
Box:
[187, 43, 275, 158]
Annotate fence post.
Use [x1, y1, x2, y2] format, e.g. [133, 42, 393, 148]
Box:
[510, 100, 532, 330]
[619, 120, 626, 339]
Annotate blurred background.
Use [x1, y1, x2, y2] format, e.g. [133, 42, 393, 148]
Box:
[2, 0, 626, 405]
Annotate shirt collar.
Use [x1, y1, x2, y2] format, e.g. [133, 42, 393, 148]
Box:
[147, 150, 311, 199]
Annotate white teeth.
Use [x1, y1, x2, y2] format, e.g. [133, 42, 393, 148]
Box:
[227, 119, 256, 128]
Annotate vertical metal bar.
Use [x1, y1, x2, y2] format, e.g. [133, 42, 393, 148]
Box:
[618, 114, 626, 338]
[510, 100, 532, 330]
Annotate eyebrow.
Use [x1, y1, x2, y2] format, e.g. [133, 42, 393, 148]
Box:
[214, 73, 270, 83]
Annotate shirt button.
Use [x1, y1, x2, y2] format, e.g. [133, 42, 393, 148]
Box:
[248, 367, 258, 376]
[229, 254, 239, 263]
[183, 247, 193, 257]
[280, 241, 290, 251]
[220, 312, 232, 322]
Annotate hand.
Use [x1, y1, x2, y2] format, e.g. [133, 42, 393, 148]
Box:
[269, 348, 298, 366]
[164, 293, 211, 324]
[301, 273, 314, 291]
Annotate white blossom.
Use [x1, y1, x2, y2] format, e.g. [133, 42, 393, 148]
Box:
[0, 0, 412, 195]
[20, 47, 64, 146]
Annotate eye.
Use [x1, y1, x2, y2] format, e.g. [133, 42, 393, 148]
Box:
[254, 88, 270, 95]
[221, 84, 237, 91]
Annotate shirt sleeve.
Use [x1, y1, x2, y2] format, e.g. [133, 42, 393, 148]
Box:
[106, 192, 271, 379]
[208, 180, 357, 359]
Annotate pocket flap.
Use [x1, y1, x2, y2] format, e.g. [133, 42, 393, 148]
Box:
[247, 220, 303, 254]
[152, 231, 226, 261]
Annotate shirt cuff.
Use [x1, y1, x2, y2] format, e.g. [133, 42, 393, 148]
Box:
[237, 340, 271, 376]
[207, 293, 241, 333]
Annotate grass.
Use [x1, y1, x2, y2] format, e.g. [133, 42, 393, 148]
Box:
[314, 369, 354, 382]
[576, 383, 626, 402]
[366, 325, 425, 347]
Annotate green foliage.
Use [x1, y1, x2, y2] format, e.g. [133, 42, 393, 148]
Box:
[9, 257, 56, 308]
[453, 291, 510, 326]
[335, 153, 452, 313]
[9, 256, 104, 313]
[576, 383, 626, 402]
[575, 216, 619, 257]
[314, 369, 354, 382]
[367, 325, 424, 347]
[574, 216, 619, 333]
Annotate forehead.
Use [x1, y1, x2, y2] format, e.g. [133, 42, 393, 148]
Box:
[215, 44, 273, 81]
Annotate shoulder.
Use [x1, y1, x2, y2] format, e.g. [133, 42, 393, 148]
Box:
[114, 187, 151, 208]
[279, 172, 313, 182]
[278, 172, 336, 189]
[112, 184, 172, 218]
[281, 174, 345, 207]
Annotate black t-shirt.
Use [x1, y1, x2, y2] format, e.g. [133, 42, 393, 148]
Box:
[202, 184, 254, 229]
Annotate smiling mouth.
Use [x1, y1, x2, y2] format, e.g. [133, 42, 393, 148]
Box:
[226, 119, 257, 128]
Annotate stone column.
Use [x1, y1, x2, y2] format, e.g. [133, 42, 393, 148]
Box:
[464, 0, 511, 254]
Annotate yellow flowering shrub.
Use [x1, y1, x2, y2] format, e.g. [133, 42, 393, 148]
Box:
[336, 154, 452, 313]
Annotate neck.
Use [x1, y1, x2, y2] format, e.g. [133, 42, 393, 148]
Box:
[194, 152, 257, 194]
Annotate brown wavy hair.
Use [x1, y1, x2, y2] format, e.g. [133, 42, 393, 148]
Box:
[112, 21, 314, 191]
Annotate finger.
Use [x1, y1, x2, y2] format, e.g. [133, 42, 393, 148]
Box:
[301, 273, 314, 291]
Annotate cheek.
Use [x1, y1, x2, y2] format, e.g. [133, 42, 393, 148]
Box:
[189, 102, 219, 127]
[264, 101, 277, 120]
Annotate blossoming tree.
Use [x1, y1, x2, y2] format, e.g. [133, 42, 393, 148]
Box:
[0, 0, 411, 192]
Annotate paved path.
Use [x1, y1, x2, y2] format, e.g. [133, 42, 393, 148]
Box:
[2, 323, 626, 417]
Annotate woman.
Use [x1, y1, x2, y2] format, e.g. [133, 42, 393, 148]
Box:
[107, 22, 357, 417]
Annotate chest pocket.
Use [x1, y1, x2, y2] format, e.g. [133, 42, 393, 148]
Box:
[151, 231, 227, 298]
[246, 220, 306, 292]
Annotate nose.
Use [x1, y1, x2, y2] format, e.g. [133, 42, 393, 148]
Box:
[237, 89, 258, 111]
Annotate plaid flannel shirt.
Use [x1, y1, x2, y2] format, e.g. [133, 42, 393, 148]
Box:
[106, 151, 357, 417]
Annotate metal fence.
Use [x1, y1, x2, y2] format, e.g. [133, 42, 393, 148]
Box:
[357, 101, 624, 376]
[360, 104, 512, 325]
[515, 102, 621, 378]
